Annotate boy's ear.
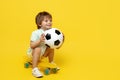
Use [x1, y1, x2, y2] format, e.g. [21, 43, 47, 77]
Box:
[38, 24, 41, 27]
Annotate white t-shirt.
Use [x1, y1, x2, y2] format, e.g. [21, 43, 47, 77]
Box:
[27, 29, 47, 57]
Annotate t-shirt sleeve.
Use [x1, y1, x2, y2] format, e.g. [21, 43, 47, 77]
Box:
[30, 31, 39, 42]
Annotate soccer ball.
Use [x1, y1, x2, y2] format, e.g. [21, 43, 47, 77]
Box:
[44, 28, 64, 49]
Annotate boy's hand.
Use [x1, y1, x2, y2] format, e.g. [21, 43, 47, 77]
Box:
[40, 34, 45, 43]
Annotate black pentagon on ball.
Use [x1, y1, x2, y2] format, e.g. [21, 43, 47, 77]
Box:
[55, 30, 61, 35]
[54, 40, 60, 46]
[45, 33, 51, 40]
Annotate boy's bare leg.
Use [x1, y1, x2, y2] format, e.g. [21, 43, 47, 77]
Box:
[43, 47, 54, 63]
[48, 49, 54, 63]
[32, 47, 43, 78]
[32, 47, 41, 68]
[43, 48, 60, 69]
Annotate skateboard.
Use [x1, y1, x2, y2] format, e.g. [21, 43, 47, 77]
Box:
[24, 55, 59, 75]
[38, 61, 60, 75]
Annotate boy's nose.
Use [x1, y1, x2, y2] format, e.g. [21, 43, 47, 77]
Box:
[48, 21, 51, 23]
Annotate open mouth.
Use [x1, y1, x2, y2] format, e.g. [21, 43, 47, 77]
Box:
[47, 25, 51, 26]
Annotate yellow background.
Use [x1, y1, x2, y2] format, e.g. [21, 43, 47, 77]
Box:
[0, 0, 120, 80]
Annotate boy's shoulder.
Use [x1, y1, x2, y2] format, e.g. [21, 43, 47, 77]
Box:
[32, 29, 44, 34]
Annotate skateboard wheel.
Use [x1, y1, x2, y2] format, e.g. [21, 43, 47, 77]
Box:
[44, 68, 50, 75]
[24, 62, 30, 68]
[51, 68, 57, 73]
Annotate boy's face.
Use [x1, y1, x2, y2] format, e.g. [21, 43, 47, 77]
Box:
[40, 16, 52, 30]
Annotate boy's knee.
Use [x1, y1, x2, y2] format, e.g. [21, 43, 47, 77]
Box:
[47, 47, 54, 52]
[50, 48, 54, 53]
[34, 47, 41, 51]
[32, 47, 41, 54]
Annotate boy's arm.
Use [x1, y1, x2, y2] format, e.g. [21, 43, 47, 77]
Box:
[30, 34, 45, 49]
[30, 40, 41, 49]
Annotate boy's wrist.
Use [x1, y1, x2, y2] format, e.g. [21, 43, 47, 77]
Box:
[38, 39, 41, 44]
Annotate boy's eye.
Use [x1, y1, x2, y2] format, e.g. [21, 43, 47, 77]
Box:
[45, 20, 52, 22]
[45, 20, 48, 22]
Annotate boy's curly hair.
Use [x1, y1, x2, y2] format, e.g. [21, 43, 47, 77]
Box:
[35, 11, 52, 29]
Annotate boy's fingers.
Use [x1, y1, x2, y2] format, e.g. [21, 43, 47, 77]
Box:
[41, 33, 45, 37]
[41, 34, 46, 40]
